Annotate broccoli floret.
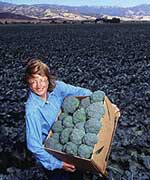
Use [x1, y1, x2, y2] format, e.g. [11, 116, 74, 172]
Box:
[45, 137, 55, 149]
[73, 108, 86, 124]
[45, 133, 60, 148]
[63, 142, 78, 156]
[70, 128, 85, 145]
[60, 128, 73, 145]
[80, 97, 91, 108]
[86, 102, 105, 119]
[45, 137, 54, 149]
[62, 116, 74, 128]
[52, 120, 63, 133]
[75, 122, 85, 130]
[53, 143, 63, 151]
[84, 118, 102, 134]
[90, 90, 105, 103]
[58, 112, 68, 121]
[51, 133, 60, 141]
[62, 96, 80, 113]
[83, 133, 98, 146]
[78, 144, 93, 159]
[45, 136, 62, 151]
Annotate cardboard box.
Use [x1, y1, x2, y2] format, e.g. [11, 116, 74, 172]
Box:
[44, 96, 120, 178]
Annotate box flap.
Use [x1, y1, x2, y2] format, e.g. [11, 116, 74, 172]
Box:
[92, 96, 120, 173]
[44, 147, 98, 173]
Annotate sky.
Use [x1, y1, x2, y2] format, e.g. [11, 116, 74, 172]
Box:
[1, 0, 150, 7]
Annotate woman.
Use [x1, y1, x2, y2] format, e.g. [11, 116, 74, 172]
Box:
[25, 59, 92, 179]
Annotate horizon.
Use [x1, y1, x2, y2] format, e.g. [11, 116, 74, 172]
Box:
[1, 0, 150, 8]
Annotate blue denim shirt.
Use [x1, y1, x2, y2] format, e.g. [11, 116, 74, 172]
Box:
[25, 80, 92, 170]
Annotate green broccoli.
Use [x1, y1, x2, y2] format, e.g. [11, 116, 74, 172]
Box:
[90, 90, 105, 103]
[86, 102, 105, 119]
[45, 136, 62, 151]
[63, 142, 78, 156]
[45, 137, 55, 149]
[80, 97, 91, 108]
[58, 112, 68, 121]
[73, 108, 86, 124]
[60, 128, 73, 145]
[62, 96, 80, 113]
[70, 128, 85, 145]
[78, 144, 93, 159]
[84, 118, 102, 134]
[75, 122, 85, 130]
[51, 133, 60, 142]
[62, 115, 74, 128]
[52, 120, 63, 133]
[83, 133, 98, 146]
[53, 143, 63, 151]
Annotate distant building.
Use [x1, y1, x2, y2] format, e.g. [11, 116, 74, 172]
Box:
[95, 17, 120, 24]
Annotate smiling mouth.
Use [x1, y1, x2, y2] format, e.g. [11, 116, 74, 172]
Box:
[37, 88, 44, 91]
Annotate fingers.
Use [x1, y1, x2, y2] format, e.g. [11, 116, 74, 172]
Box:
[62, 162, 76, 172]
[66, 164, 76, 172]
[67, 167, 76, 172]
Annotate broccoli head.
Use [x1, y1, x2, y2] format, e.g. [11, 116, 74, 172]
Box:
[90, 90, 105, 103]
[60, 128, 73, 145]
[84, 118, 102, 134]
[51, 133, 60, 142]
[58, 112, 68, 121]
[70, 128, 85, 145]
[63, 142, 78, 156]
[78, 144, 93, 159]
[52, 120, 63, 133]
[45, 136, 62, 151]
[62, 96, 80, 113]
[80, 97, 91, 109]
[83, 133, 98, 146]
[45, 137, 55, 149]
[53, 143, 63, 151]
[75, 122, 85, 130]
[62, 115, 74, 128]
[73, 108, 86, 124]
[86, 102, 105, 119]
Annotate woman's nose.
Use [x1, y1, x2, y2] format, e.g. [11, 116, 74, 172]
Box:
[36, 80, 42, 88]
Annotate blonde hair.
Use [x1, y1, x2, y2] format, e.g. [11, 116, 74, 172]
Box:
[25, 59, 56, 91]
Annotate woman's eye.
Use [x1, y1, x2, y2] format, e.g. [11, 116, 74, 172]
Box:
[41, 79, 46, 82]
[30, 81, 36, 85]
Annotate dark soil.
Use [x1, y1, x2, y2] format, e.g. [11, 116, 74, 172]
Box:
[0, 23, 150, 180]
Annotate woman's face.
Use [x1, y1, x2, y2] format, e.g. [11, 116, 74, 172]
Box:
[28, 74, 49, 100]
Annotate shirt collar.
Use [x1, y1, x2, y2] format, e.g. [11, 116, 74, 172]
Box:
[29, 90, 48, 107]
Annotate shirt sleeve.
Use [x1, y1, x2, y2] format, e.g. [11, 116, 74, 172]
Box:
[56, 80, 92, 97]
[25, 108, 63, 170]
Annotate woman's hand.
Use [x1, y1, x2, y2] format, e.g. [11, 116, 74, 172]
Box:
[62, 162, 76, 172]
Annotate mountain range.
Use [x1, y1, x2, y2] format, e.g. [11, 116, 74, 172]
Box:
[1, 1, 150, 22]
